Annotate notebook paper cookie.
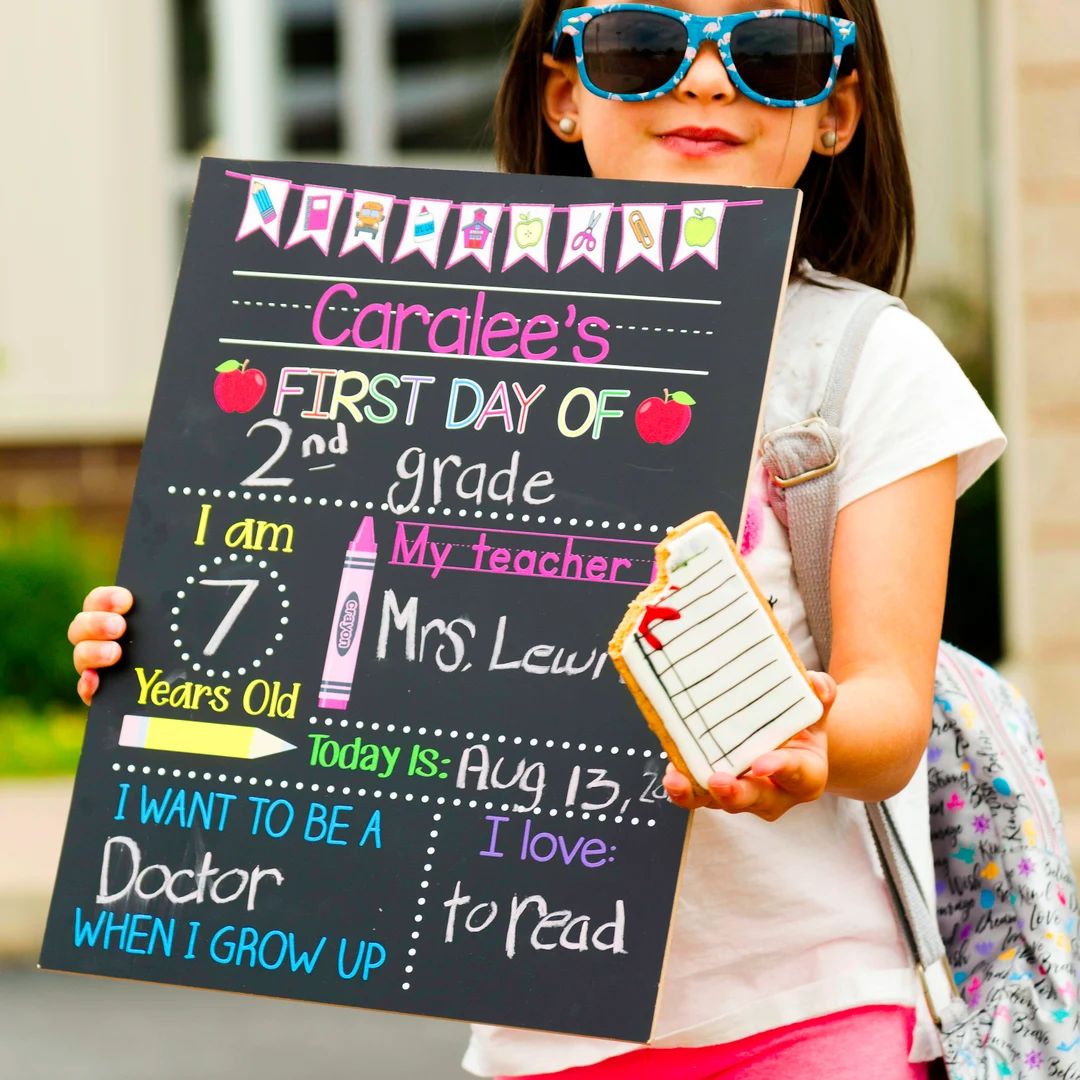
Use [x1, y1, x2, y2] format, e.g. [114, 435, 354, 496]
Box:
[609, 511, 822, 793]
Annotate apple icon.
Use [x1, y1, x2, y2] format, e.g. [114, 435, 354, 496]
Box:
[635, 389, 696, 445]
[214, 358, 267, 413]
[683, 208, 718, 248]
[514, 212, 544, 249]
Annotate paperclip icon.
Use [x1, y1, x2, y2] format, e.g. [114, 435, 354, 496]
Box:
[627, 210, 655, 249]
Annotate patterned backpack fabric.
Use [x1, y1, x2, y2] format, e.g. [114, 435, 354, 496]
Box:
[929, 643, 1080, 1078]
[760, 278, 1080, 1078]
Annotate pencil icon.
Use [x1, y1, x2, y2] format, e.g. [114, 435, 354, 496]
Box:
[119, 715, 296, 759]
[252, 182, 276, 223]
[318, 516, 377, 711]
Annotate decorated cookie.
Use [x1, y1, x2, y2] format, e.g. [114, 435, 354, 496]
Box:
[608, 511, 822, 794]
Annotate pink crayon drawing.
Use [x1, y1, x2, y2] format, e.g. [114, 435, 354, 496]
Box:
[318, 517, 377, 711]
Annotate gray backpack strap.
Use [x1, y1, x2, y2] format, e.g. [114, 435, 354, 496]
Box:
[761, 287, 969, 1035]
[760, 289, 902, 670]
[866, 802, 969, 1034]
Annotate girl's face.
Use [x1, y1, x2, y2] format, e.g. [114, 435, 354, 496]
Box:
[543, 1, 862, 188]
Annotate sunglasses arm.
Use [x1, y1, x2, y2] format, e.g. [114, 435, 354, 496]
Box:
[838, 42, 857, 77]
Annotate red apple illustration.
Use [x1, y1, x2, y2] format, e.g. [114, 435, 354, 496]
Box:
[214, 358, 267, 413]
[635, 388, 696, 445]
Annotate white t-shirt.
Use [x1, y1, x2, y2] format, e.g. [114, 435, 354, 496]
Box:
[463, 267, 1008, 1078]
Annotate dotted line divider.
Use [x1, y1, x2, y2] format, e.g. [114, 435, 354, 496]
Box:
[312, 714, 663, 761]
[403, 812, 440, 992]
[173, 552, 289, 678]
[231, 299, 714, 337]
[111, 746, 664, 829]
[166, 485, 672, 534]
[233, 300, 313, 310]
[613, 324, 714, 335]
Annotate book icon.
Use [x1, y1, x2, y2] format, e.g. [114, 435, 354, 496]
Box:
[305, 194, 331, 231]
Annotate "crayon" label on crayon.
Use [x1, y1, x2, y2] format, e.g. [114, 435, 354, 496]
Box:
[336, 593, 361, 655]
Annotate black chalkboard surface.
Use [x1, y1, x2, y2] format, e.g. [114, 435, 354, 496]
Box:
[41, 159, 799, 1042]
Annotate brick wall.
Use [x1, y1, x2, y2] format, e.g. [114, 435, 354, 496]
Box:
[992, 1, 1080, 831]
[0, 443, 142, 540]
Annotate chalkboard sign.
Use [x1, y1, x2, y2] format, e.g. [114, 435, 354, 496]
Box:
[41, 159, 799, 1042]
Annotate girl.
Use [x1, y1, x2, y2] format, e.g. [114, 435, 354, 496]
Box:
[70, 2, 1007, 1076]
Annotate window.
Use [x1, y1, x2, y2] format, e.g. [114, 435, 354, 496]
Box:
[172, 0, 520, 163]
[390, 0, 520, 155]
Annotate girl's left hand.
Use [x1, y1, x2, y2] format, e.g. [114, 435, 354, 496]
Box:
[663, 670, 837, 821]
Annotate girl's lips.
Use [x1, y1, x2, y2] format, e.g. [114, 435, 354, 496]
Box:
[657, 127, 743, 158]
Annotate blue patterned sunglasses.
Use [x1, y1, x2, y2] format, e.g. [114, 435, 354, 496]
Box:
[552, 6, 856, 108]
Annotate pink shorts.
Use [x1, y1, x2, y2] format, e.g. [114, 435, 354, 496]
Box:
[498, 1005, 931, 1080]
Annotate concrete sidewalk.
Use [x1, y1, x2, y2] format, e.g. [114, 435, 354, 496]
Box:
[0, 969, 468, 1080]
[0, 778, 73, 963]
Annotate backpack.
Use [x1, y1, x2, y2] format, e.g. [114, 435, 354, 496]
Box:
[759, 277, 1080, 1079]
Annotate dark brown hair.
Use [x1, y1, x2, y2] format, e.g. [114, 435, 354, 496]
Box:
[493, 1, 915, 294]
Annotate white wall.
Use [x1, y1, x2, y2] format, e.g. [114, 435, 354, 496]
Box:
[878, 0, 987, 293]
[0, 1, 173, 442]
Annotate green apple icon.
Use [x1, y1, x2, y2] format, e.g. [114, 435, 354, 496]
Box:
[514, 212, 544, 249]
[683, 207, 718, 248]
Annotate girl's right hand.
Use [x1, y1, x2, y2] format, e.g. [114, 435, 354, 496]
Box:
[68, 586, 133, 706]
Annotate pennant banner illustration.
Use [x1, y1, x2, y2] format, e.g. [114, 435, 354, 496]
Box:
[558, 203, 614, 273]
[392, 198, 453, 267]
[339, 189, 395, 260]
[236, 175, 292, 246]
[286, 184, 346, 255]
[670, 200, 727, 270]
[227, 171, 747, 273]
[503, 204, 555, 272]
[616, 203, 667, 272]
[446, 202, 504, 271]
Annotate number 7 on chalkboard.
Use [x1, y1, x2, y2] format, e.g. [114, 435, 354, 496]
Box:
[198, 578, 260, 656]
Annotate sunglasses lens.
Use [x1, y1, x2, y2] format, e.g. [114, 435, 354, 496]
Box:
[581, 11, 688, 96]
[729, 17, 834, 101]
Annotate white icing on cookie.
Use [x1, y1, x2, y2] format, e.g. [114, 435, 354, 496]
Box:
[618, 521, 822, 787]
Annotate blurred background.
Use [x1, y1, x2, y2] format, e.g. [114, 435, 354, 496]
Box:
[0, 0, 1077, 1076]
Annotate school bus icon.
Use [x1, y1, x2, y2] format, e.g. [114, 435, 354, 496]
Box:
[354, 201, 386, 238]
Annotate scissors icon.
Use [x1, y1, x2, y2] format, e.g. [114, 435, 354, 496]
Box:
[571, 210, 602, 252]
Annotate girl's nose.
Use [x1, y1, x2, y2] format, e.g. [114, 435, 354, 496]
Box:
[672, 41, 738, 104]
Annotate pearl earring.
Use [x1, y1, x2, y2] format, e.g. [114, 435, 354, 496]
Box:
[822, 129, 838, 149]
[558, 116, 577, 136]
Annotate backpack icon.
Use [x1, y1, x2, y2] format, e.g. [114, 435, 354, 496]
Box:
[760, 281, 1080, 1078]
